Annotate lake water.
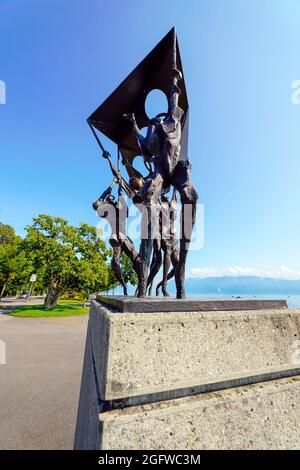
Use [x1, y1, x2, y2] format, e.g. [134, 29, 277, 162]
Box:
[184, 293, 300, 308]
[105, 288, 300, 308]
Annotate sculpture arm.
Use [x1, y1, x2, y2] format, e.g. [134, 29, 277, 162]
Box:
[92, 178, 117, 210]
[102, 150, 119, 179]
[169, 69, 183, 118]
[123, 113, 147, 150]
[118, 176, 136, 199]
[99, 180, 116, 201]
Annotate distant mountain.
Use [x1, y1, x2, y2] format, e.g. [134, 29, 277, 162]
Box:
[107, 275, 300, 297]
[184, 276, 300, 295]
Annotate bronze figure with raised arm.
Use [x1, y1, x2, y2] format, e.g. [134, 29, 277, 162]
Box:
[92, 171, 142, 296]
[88, 27, 198, 298]
[123, 66, 198, 298]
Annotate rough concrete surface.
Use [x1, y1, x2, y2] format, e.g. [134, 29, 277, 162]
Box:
[100, 376, 300, 450]
[90, 302, 300, 399]
[73, 324, 102, 450]
[74, 302, 300, 449]
[0, 314, 87, 449]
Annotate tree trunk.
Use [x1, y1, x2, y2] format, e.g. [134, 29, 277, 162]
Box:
[0, 282, 7, 299]
[44, 286, 61, 310]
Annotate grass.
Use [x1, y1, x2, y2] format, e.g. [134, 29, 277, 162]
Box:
[10, 304, 89, 317]
[58, 299, 86, 305]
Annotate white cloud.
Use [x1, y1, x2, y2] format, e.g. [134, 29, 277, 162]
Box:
[187, 266, 300, 280]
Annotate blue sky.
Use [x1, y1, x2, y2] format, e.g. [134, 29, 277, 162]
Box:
[1, 0, 300, 278]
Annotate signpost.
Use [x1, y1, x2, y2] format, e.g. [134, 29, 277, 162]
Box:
[28, 274, 37, 301]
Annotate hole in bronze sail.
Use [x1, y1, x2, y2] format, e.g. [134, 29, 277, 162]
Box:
[145, 89, 168, 121]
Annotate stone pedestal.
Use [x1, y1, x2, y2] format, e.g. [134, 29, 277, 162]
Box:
[74, 298, 300, 449]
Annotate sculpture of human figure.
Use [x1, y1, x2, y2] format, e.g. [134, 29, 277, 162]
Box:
[95, 149, 154, 297]
[123, 67, 198, 298]
[147, 188, 180, 297]
[92, 181, 142, 296]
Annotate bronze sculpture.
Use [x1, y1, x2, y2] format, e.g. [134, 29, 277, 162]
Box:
[92, 182, 142, 296]
[147, 189, 179, 297]
[89, 27, 198, 298]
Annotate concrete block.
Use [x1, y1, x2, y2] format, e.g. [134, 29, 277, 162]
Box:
[74, 301, 300, 449]
[73, 324, 102, 450]
[98, 295, 288, 313]
[100, 376, 300, 450]
[90, 301, 300, 400]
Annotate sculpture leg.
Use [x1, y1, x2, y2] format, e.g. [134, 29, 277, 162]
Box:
[155, 266, 175, 296]
[147, 239, 162, 296]
[110, 242, 128, 296]
[155, 279, 162, 296]
[171, 246, 180, 268]
[147, 246, 157, 296]
[148, 281, 153, 297]
[122, 237, 143, 297]
[175, 185, 198, 298]
[139, 173, 164, 297]
[172, 160, 198, 298]
[161, 248, 171, 297]
[155, 244, 179, 296]
[139, 238, 153, 297]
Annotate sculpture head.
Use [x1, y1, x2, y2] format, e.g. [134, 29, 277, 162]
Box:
[149, 112, 168, 126]
[92, 194, 115, 211]
[129, 176, 144, 191]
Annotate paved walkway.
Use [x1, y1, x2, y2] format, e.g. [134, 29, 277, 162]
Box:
[0, 307, 88, 449]
[0, 296, 46, 314]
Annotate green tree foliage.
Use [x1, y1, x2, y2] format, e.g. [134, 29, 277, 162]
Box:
[0, 216, 138, 305]
[103, 250, 138, 294]
[23, 215, 113, 309]
[0, 224, 32, 298]
[121, 252, 138, 286]
[0, 222, 16, 245]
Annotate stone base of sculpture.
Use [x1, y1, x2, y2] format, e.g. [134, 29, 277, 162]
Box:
[74, 299, 300, 450]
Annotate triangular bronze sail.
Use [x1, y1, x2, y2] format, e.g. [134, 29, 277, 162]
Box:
[87, 27, 189, 162]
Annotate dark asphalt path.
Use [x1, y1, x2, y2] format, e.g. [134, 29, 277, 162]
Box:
[0, 313, 88, 449]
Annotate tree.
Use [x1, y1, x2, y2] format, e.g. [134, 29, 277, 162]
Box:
[0, 223, 32, 298]
[0, 222, 16, 245]
[0, 244, 18, 298]
[121, 252, 138, 286]
[23, 215, 113, 309]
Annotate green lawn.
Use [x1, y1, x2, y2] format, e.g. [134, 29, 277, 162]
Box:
[10, 304, 89, 317]
[58, 299, 86, 305]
